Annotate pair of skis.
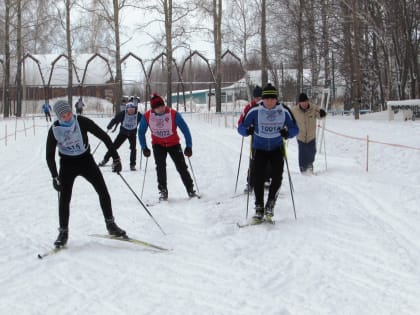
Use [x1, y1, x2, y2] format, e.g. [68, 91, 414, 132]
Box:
[236, 217, 275, 228]
[146, 193, 201, 207]
[37, 234, 170, 259]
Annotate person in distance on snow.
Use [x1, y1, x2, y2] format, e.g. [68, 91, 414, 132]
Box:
[98, 101, 142, 171]
[74, 97, 85, 115]
[238, 84, 299, 222]
[237, 85, 272, 193]
[291, 92, 327, 174]
[46, 100, 126, 248]
[42, 100, 52, 122]
[138, 93, 196, 201]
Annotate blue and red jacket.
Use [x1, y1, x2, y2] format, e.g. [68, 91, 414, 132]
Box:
[138, 107, 192, 149]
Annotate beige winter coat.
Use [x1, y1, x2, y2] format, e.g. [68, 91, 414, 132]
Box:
[291, 104, 322, 143]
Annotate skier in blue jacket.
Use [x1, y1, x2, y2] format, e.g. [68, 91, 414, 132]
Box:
[238, 83, 299, 222]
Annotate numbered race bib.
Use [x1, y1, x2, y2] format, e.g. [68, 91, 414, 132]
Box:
[52, 118, 88, 156]
[149, 112, 173, 138]
[122, 112, 138, 130]
[256, 105, 286, 138]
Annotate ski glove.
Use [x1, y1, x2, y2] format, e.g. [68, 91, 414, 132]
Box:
[280, 128, 289, 139]
[184, 147, 192, 157]
[112, 158, 122, 173]
[143, 147, 151, 157]
[319, 109, 327, 118]
[247, 125, 255, 135]
[52, 177, 62, 191]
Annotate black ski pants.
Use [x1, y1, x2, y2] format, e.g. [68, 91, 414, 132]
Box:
[104, 132, 137, 166]
[58, 154, 114, 228]
[253, 147, 284, 207]
[152, 143, 193, 192]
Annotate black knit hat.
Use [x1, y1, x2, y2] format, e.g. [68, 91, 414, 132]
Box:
[298, 93, 309, 102]
[253, 85, 262, 98]
[262, 83, 278, 99]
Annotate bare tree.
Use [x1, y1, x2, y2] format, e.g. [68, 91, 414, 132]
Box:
[135, 0, 197, 107]
[15, 0, 23, 117]
[3, 0, 12, 117]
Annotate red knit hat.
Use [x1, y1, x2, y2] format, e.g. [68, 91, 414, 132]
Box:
[150, 93, 165, 109]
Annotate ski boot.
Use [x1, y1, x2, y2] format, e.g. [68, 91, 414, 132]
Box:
[264, 199, 276, 223]
[187, 187, 198, 198]
[130, 164, 136, 171]
[251, 205, 264, 224]
[54, 228, 68, 248]
[105, 217, 127, 238]
[159, 189, 168, 201]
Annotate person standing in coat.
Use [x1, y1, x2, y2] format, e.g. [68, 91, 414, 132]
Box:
[46, 100, 126, 248]
[138, 93, 196, 201]
[98, 101, 142, 171]
[238, 84, 299, 222]
[291, 93, 327, 174]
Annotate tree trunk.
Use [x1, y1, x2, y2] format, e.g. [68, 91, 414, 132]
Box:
[165, 0, 173, 108]
[16, 0, 23, 117]
[3, 0, 11, 117]
[66, 0, 73, 107]
[113, 0, 122, 113]
[352, 0, 361, 119]
[213, 0, 222, 113]
[296, 0, 304, 95]
[260, 0, 268, 86]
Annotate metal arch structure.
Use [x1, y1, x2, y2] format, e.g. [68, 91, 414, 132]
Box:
[147, 52, 183, 109]
[221, 49, 244, 70]
[21, 53, 48, 104]
[80, 53, 114, 85]
[121, 52, 149, 105]
[177, 49, 246, 111]
[80, 53, 115, 99]
[179, 50, 216, 111]
[180, 50, 216, 82]
[48, 54, 81, 87]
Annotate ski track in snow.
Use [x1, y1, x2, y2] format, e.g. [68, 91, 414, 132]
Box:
[0, 114, 420, 315]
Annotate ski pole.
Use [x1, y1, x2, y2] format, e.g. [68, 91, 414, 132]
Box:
[283, 141, 294, 193]
[187, 157, 200, 195]
[91, 141, 102, 156]
[323, 133, 328, 171]
[234, 137, 244, 193]
[139, 153, 143, 170]
[283, 152, 297, 220]
[92, 129, 109, 156]
[140, 157, 149, 199]
[245, 169, 251, 220]
[118, 173, 166, 235]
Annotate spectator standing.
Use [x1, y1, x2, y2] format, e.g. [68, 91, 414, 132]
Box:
[291, 93, 327, 174]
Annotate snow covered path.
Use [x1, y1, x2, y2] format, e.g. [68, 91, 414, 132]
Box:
[0, 113, 419, 314]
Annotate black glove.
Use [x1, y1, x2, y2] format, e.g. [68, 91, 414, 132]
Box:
[112, 158, 122, 173]
[184, 147, 192, 157]
[143, 147, 151, 157]
[52, 177, 62, 191]
[246, 125, 255, 135]
[319, 109, 327, 118]
[280, 128, 289, 139]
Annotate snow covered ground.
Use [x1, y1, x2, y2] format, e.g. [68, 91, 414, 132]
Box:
[0, 111, 420, 315]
